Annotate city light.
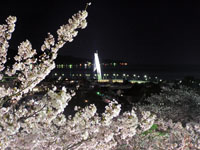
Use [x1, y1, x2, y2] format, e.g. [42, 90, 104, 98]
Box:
[96, 91, 101, 95]
[69, 64, 72, 69]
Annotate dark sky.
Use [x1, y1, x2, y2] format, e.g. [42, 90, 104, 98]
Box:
[1, 0, 200, 65]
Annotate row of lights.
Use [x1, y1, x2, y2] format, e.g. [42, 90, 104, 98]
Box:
[57, 62, 128, 69]
[54, 73, 163, 81]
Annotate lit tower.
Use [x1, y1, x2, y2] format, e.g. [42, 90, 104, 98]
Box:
[93, 51, 102, 80]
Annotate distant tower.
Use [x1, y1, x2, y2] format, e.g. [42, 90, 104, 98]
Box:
[93, 51, 102, 80]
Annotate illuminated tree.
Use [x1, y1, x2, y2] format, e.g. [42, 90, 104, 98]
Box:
[0, 3, 157, 150]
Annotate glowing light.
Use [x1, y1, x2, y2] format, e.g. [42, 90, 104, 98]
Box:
[98, 79, 109, 83]
[70, 80, 74, 83]
[93, 51, 102, 80]
[85, 74, 90, 77]
[112, 79, 123, 83]
[69, 64, 72, 69]
[84, 64, 87, 68]
[88, 61, 91, 66]
[96, 91, 101, 95]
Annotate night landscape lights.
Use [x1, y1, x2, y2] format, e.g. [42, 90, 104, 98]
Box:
[0, 1, 200, 150]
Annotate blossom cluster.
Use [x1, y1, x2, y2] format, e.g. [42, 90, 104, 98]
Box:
[0, 8, 88, 106]
[0, 16, 16, 79]
[0, 88, 156, 150]
[0, 86, 72, 149]
[118, 86, 200, 150]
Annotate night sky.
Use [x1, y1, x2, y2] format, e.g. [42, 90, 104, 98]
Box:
[1, 0, 200, 65]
